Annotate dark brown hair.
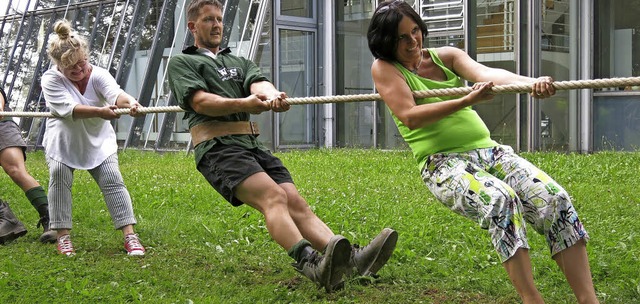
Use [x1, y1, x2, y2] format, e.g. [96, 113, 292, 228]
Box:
[367, 0, 429, 60]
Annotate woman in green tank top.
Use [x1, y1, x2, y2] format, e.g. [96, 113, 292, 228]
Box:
[367, 1, 598, 303]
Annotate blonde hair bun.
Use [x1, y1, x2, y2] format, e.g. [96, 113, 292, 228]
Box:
[53, 19, 72, 39]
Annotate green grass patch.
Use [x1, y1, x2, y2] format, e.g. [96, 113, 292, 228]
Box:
[0, 149, 638, 303]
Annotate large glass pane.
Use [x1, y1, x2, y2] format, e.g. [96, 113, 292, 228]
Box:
[473, 0, 518, 147]
[335, 0, 377, 148]
[277, 29, 316, 147]
[593, 0, 640, 150]
[279, 0, 313, 18]
[593, 97, 640, 150]
[539, 0, 574, 151]
[595, 0, 640, 80]
[423, 0, 465, 48]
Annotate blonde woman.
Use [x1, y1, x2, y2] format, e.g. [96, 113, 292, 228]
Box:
[41, 19, 145, 256]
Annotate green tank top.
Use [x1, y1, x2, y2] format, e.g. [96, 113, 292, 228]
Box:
[391, 48, 498, 170]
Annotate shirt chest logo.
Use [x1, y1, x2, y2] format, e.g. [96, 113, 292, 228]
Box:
[216, 67, 242, 82]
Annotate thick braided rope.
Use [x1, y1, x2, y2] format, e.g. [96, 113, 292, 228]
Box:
[0, 105, 185, 118]
[2, 76, 639, 117]
[287, 76, 640, 105]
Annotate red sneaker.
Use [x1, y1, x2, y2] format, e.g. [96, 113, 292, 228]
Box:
[57, 234, 75, 256]
[124, 234, 145, 256]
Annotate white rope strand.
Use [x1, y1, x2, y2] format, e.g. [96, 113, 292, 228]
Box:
[2, 76, 640, 117]
[286, 76, 640, 105]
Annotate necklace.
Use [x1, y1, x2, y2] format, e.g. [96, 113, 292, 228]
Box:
[410, 50, 423, 75]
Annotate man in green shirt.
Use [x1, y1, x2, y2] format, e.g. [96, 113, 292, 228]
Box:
[167, 0, 397, 292]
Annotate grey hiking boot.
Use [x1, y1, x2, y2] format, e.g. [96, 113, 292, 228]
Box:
[292, 235, 351, 292]
[0, 200, 28, 244]
[348, 228, 398, 277]
[37, 215, 57, 244]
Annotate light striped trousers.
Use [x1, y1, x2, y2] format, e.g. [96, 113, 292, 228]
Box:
[47, 153, 137, 230]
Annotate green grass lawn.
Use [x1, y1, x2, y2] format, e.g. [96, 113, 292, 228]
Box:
[1, 149, 638, 303]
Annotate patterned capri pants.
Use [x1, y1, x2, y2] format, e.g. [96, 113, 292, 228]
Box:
[421, 145, 588, 262]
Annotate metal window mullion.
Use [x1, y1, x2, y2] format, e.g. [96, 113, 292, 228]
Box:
[322, 0, 334, 148]
[465, 0, 473, 54]
[515, 0, 522, 151]
[579, 0, 593, 153]
[568, 0, 579, 151]
[272, 6, 279, 150]
[526, 0, 541, 151]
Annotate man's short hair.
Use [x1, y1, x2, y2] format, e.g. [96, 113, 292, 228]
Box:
[187, 0, 224, 21]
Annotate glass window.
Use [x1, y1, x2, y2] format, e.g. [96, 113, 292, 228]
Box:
[335, 0, 377, 148]
[279, 0, 313, 19]
[473, 0, 518, 148]
[593, 0, 640, 151]
[593, 96, 640, 150]
[277, 29, 317, 147]
[538, 0, 575, 151]
[595, 0, 640, 80]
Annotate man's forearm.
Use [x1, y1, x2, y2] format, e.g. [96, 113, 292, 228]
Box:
[250, 81, 280, 97]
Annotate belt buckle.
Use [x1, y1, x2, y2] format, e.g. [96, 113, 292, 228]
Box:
[249, 121, 257, 135]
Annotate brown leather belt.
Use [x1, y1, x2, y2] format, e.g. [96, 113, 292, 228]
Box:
[189, 121, 259, 147]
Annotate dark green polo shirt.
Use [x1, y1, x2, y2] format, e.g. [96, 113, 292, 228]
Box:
[167, 46, 270, 165]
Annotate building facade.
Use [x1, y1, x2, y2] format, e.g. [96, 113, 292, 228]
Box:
[1, 0, 639, 152]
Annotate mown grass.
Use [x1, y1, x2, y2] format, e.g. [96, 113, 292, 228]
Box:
[0, 149, 638, 303]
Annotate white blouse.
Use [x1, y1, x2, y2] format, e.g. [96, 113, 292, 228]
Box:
[41, 65, 124, 169]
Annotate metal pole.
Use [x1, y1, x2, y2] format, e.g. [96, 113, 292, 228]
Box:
[526, 0, 541, 151]
[579, 0, 593, 153]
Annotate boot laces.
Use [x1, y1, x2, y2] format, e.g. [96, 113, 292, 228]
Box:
[293, 250, 322, 271]
[306, 251, 322, 267]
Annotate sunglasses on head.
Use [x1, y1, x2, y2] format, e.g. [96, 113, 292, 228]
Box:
[376, 0, 404, 14]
